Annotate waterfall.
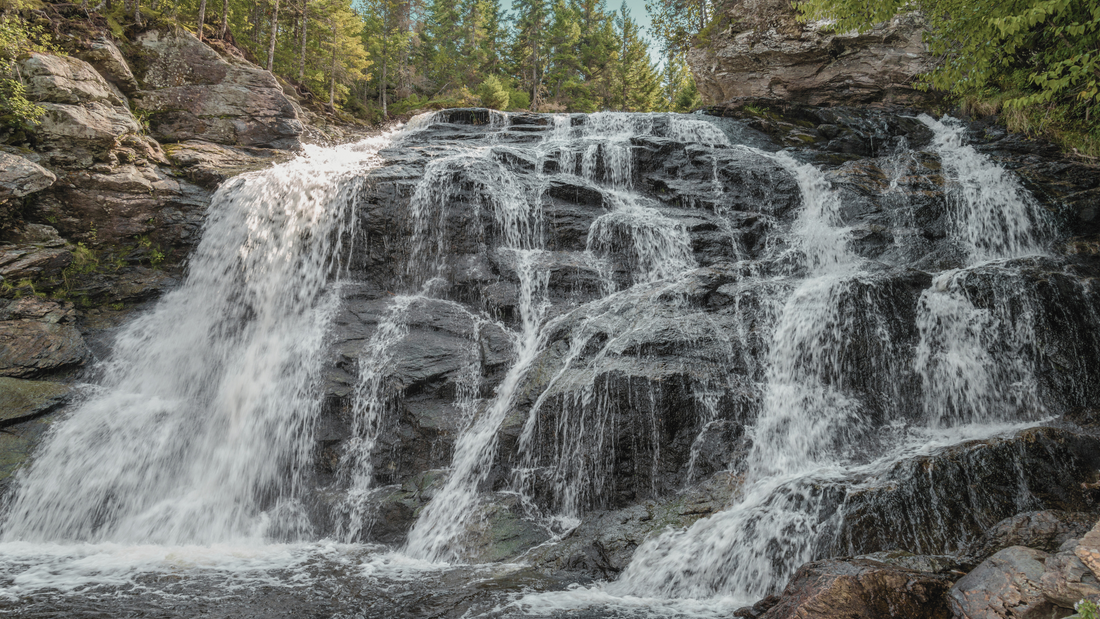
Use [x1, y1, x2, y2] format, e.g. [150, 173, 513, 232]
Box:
[600, 115, 1060, 603]
[1, 134, 396, 544]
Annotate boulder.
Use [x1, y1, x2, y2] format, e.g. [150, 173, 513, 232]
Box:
[949, 546, 1073, 619]
[687, 0, 937, 106]
[0, 152, 56, 203]
[19, 53, 144, 166]
[1040, 548, 1100, 609]
[162, 140, 293, 189]
[1078, 520, 1100, 581]
[78, 37, 139, 95]
[131, 30, 304, 149]
[758, 558, 955, 619]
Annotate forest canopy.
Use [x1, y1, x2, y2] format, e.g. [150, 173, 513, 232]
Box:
[0, 0, 701, 121]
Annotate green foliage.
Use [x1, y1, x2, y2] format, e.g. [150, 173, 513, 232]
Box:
[795, 0, 1100, 152]
[1075, 599, 1099, 619]
[0, 10, 56, 129]
[507, 88, 530, 110]
[478, 75, 510, 109]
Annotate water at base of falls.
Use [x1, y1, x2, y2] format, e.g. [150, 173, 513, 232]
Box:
[0, 109, 1088, 619]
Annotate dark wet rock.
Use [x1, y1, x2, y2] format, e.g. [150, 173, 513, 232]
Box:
[971, 512, 1099, 561]
[131, 29, 304, 150]
[733, 595, 780, 618]
[530, 471, 740, 578]
[0, 244, 71, 281]
[836, 428, 1100, 558]
[949, 547, 1070, 619]
[0, 376, 70, 426]
[758, 558, 955, 619]
[0, 412, 58, 488]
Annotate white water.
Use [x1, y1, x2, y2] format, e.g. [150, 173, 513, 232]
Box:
[2, 133, 396, 545]
[567, 116, 1059, 604]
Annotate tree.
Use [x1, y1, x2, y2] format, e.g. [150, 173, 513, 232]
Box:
[511, 0, 550, 110]
[611, 2, 660, 111]
[645, 0, 711, 56]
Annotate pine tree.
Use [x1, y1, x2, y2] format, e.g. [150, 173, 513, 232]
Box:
[612, 2, 660, 111]
[511, 0, 549, 110]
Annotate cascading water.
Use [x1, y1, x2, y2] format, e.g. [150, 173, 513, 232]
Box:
[1, 135, 394, 545]
[1, 106, 1094, 619]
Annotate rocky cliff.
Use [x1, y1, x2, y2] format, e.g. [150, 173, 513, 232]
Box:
[687, 0, 936, 107]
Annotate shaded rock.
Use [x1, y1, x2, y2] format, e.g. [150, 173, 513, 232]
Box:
[0, 152, 56, 202]
[759, 558, 955, 619]
[972, 512, 1099, 560]
[0, 414, 57, 487]
[465, 493, 552, 563]
[530, 471, 740, 578]
[836, 428, 1100, 558]
[0, 244, 71, 280]
[0, 298, 88, 378]
[949, 546, 1070, 619]
[131, 29, 304, 149]
[0, 377, 70, 426]
[687, 0, 936, 107]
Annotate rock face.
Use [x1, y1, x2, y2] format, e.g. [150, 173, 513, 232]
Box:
[759, 558, 955, 619]
[294, 105, 1100, 581]
[948, 544, 1099, 619]
[131, 30, 304, 150]
[0, 297, 88, 378]
[687, 0, 936, 106]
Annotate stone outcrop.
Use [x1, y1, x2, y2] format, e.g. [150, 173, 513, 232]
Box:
[130, 29, 304, 150]
[759, 558, 955, 619]
[687, 0, 936, 106]
[949, 544, 1099, 619]
[0, 152, 56, 204]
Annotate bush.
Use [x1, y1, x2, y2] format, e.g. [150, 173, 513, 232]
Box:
[507, 89, 530, 111]
[478, 76, 509, 110]
[0, 14, 54, 129]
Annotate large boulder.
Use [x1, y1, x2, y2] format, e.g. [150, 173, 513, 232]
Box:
[687, 0, 936, 106]
[949, 544, 1098, 619]
[131, 29, 304, 149]
[19, 53, 147, 168]
[758, 558, 955, 619]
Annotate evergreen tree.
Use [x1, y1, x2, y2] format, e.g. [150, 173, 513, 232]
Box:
[511, 0, 549, 110]
[612, 2, 660, 111]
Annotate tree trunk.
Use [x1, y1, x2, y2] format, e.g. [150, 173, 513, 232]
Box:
[133, 0, 141, 25]
[329, 17, 337, 109]
[380, 2, 389, 118]
[197, 0, 207, 41]
[220, 0, 228, 38]
[298, 0, 308, 82]
[267, 0, 281, 72]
